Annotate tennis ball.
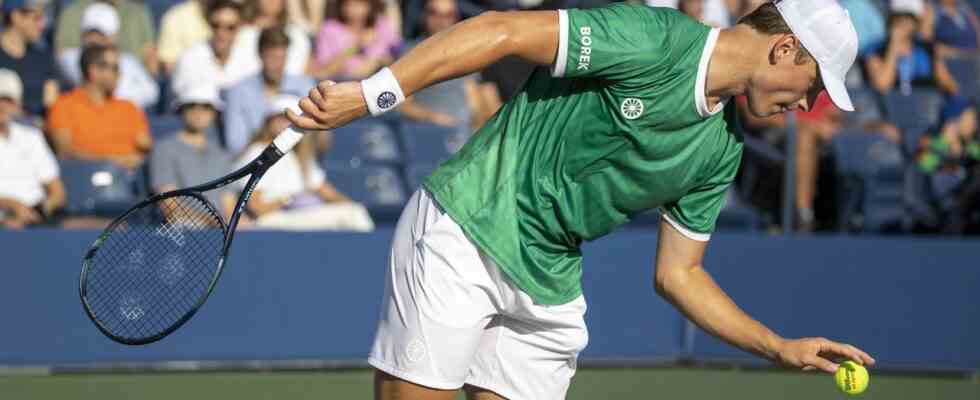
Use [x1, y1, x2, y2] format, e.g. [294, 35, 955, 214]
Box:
[834, 361, 869, 395]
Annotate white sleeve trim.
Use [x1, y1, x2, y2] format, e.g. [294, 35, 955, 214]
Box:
[661, 210, 712, 242]
[551, 9, 569, 78]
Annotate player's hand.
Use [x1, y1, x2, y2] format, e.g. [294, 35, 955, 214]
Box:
[774, 337, 876, 374]
[287, 80, 369, 131]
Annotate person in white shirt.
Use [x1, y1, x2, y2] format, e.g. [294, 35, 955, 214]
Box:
[58, 2, 159, 108]
[0, 69, 65, 229]
[235, 96, 374, 231]
[235, 0, 311, 78]
[172, 0, 253, 93]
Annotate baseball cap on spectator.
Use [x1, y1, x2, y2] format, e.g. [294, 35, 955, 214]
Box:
[2, 0, 47, 14]
[174, 83, 223, 110]
[0, 69, 23, 103]
[80, 2, 120, 36]
[890, 0, 924, 16]
[775, 0, 859, 112]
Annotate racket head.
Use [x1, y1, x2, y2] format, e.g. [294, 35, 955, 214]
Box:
[80, 191, 229, 345]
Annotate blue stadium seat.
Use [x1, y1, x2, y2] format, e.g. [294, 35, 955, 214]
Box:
[843, 87, 884, 127]
[404, 163, 439, 191]
[325, 164, 407, 223]
[323, 119, 402, 166]
[880, 88, 943, 155]
[399, 121, 468, 164]
[830, 131, 906, 232]
[59, 159, 141, 217]
[945, 57, 979, 101]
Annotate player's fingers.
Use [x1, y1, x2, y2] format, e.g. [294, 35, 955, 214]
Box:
[824, 342, 866, 365]
[309, 87, 327, 110]
[298, 98, 327, 122]
[802, 365, 817, 372]
[846, 344, 876, 366]
[315, 80, 337, 99]
[285, 108, 325, 131]
[805, 354, 839, 374]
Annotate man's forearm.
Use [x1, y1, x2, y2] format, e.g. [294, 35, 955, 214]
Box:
[390, 10, 558, 97]
[657, 265, 785, 361]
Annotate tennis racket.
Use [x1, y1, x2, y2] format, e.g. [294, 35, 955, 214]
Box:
[79, 126, 307, 345]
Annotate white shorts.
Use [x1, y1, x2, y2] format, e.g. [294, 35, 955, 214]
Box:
[369, 189, 589, 400]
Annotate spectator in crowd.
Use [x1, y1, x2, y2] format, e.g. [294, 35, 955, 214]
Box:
[236, 96, 375, 231]
[54, 0, 156, 73]
[172, 0, 250, 92]
[224, 27, 316, 152]
[398, 0, 500, 131]
[0, 0, 59, 119]
[47, 44, 151, 169]
[864, 1, 960, 95]
[794, 93, 844, 231]
[158, 0, 212, 74]
[287, 0, 327, 34]
[313, 0, 401, 80]
[59, 2, 159, 108]
[915, 96, 980, 233]
[677, 0, 705, 21]
[150, 83, 237, 218]
[0, 69, 65, 229]
[933, 0, 980, 54]
[237, 0, 311, 78]
[646, 0, 740, 26]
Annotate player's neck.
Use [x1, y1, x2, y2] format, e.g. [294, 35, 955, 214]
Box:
[705, 25, 764, 104]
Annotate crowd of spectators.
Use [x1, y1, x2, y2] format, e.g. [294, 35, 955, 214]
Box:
[0, 0, 977, 235]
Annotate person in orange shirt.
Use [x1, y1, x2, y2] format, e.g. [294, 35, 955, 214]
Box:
[47, 43, 151, 169]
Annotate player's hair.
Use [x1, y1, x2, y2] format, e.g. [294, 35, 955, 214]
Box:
[79, 43, 117, 82]
[207, 0, 244, 19]
[737, 2, 812, 65]
[330, 0, 386, 28]
[258, 26, 291, 52]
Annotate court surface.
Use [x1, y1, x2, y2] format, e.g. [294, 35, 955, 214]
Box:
[3, 367, 978, 399]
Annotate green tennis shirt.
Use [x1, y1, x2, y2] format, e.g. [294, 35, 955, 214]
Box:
[423, 4, 744, 305]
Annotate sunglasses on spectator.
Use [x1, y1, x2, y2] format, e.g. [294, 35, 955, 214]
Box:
[210, 21, 240, 31]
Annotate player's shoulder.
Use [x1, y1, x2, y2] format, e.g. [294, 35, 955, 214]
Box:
[576, 3, 691, 25]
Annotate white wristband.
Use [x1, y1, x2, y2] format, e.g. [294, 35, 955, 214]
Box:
[360, 67, 406, 116]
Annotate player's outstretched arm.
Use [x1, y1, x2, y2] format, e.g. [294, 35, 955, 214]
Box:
[287, 10, 559, 131]
[653, 220, 876, 373]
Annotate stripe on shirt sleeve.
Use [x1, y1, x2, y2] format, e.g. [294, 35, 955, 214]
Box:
[551, 9, 569, 78]
[660, 210, 712, 242]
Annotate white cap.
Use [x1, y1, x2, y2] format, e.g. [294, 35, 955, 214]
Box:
[0, 69, 23, 103]
[890, 0, 924, 17]
[775, 0, 858, 112]
[80, 2, 120, 37]
[174, 84, 223, 110]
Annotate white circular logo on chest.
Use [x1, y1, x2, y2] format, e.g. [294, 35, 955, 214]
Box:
[621, 98, 644, 120]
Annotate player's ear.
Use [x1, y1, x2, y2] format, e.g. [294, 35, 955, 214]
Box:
[769, 34, 800, 65]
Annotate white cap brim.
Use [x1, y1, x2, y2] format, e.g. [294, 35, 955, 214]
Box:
[818, 63, 853, 112]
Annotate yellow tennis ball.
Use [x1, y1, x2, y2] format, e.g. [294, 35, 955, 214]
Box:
[835, 361, 869, 395]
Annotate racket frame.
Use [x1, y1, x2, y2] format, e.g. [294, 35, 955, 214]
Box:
[80, 144, 287, 345]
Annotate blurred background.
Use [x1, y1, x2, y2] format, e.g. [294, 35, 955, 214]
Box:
[0, 0, 978, 398]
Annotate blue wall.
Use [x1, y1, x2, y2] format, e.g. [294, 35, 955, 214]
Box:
[1, 229, 978, 371]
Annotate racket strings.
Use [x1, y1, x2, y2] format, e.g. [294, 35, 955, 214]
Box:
[84, 194, 226, 342]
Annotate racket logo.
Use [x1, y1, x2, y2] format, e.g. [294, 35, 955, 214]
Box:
[377, 91, 397, 110]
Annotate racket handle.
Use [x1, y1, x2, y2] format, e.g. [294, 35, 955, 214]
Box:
[272, 126, 306, 154]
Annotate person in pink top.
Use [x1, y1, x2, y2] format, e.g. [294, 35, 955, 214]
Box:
[313, 0, 401, 80]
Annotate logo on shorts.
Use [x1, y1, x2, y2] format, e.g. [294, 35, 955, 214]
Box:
[621, 98, 644, 120]
[377, 91, 397, 109]
[405, 338, 426, 364]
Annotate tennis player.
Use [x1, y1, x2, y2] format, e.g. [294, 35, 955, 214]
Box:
[288, 1, 876, 399]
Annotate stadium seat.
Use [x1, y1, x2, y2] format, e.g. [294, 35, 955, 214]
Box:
[325, 164, 407, 223]
[404, 163, 440, 191]
[945, 57, 979, 101]
[323, 119, 402, 166]
[399, 121, 468, 164]
[59, 159, 141, 217]
[843, 87, 884, 127]
[880, 88, 943, 155]
[830, 131, 906, 232]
